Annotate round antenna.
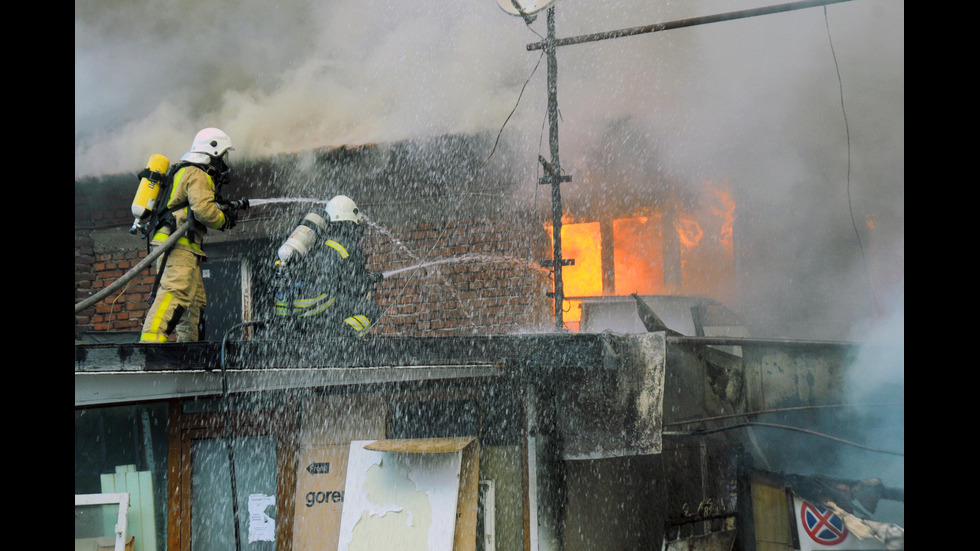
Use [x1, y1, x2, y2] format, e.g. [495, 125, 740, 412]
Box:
[496, 0, 559, 16]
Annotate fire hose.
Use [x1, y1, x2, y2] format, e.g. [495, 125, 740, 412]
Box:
[73, 218, 193, 314]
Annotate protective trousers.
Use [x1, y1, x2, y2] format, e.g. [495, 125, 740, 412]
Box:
[140, 247, 207, 342]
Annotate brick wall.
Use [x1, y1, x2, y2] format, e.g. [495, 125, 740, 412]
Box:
[90, 250, 157, 333]
[365, 218, 555, 336]
[74, 143, 559, 340]
[75, 233, 163, 338]
[74, 228, 97, 335]
[76, 215, 557, 340]
[74, 178, 167, 340]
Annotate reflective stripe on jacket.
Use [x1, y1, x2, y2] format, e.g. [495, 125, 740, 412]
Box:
[151, 165, 226, 257]
[273, 238, 357, 318]
[275, 290, 336, 317]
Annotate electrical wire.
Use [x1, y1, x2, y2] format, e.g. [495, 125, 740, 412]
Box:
[823, 6, 880, 318]
[517, 69, 553, 328]
[665, 421, 904, 457]
[663, 401, 904, 427]
[106, 277, 136, 331]
[219, 320, 268, 551]
[663, 402, 905, 457]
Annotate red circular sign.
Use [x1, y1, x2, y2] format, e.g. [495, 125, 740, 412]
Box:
[800, 501, 848, 546]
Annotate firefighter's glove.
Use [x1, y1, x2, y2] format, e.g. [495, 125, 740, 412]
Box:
[220, 206, 239, 230]
[369, 270, 385, 285]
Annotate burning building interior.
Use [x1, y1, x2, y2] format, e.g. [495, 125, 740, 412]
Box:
[75, 0, 903, 549]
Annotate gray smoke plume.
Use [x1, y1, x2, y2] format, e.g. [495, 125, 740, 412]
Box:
[75, 0, 903, 341]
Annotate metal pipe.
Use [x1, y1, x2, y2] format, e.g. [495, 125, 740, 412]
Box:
[665, 335, 862, 347]
[220, 320, 268, 551]
[526, 0, 854, 51]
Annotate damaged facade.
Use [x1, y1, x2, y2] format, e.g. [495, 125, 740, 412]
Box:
[75, 134, 903, 550]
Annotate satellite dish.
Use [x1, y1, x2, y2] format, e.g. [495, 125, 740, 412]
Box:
[496, 0, 559, 16]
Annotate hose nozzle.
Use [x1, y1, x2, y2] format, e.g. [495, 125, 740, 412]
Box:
[226, 198, 250, 211]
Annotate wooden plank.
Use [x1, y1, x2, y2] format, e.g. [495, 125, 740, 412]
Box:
[454, 440, 480, 551]
[138, 470, 157, 551]
[124, 470, 142, 550]
[363, 437, 475, 454]
[99, 473, 117, 538]
[276, 402, 300, 551]
[167, 399, 185, 551]
[751, 479, 794, 551]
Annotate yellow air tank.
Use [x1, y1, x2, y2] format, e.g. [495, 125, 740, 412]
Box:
[129, 154, 170, 234]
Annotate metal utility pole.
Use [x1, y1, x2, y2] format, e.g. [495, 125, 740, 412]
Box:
[525, 0, 852, 331]
[540, 6, 573, 331]
[525, 0, 854, 52]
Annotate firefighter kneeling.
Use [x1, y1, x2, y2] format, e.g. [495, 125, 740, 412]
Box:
[273, 195, 383, 337]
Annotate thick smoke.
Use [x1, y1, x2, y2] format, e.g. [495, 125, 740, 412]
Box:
[75, 0, 903, 341]
[842, 288, 904, 523]
[74, 0, 537, 175]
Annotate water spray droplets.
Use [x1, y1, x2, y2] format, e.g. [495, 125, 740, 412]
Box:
[248, 197, 329, 207]
[364, 216, 422, 263]
[246, 197, 547, 335]
[381, 254, 535, 278]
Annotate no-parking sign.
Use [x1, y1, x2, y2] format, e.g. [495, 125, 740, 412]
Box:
[801, 501, 848, 545]
[793, 497, 889, 550]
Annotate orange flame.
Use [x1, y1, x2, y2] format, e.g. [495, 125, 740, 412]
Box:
[545, 215, 667, 297]
[708, 182, 736, 253]
[675, 216, 703, 249]
[542, 180, 739, 331]
[545, 220, 603, 296]
[613, 216, 663, 295]
[543, 216, 597, 331]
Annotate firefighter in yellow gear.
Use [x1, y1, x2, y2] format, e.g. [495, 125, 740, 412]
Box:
[140, 128, 245, 343]
[274, 195, 383, 337]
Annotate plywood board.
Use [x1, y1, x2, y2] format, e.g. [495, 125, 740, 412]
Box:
[338, 439, 479, 551]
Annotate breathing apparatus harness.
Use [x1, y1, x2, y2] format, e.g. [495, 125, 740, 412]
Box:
[138, 160, 233, 239]
[138, 162, 188, 239]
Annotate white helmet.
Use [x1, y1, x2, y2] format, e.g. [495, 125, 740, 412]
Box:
[325, 195, 363, 224]
[181, 127, 234, 164]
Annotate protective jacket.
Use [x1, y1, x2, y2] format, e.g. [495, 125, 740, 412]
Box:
[150, 164, 229, 257]
[275, 222, 382, 336]
[140, 164, 229, 343]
